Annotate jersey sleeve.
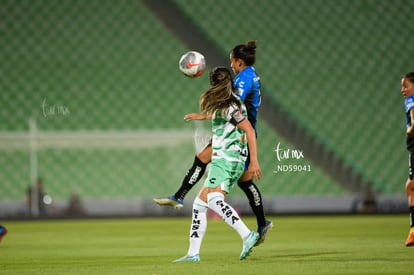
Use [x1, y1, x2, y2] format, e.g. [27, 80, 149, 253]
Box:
[226, 104, 245, 126]
[235, 77, 252, 101]
[406, 96, 414, 113]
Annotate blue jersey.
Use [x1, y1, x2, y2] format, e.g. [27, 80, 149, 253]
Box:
[405, 95, 414, 128]
[234, 66, 261, 133]
[405, 95, 414, 150]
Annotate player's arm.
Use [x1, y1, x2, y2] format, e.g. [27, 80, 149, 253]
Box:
[408, 108, 414, 136]
[237, 119, 262, 181]
[184, 113, 212, 121]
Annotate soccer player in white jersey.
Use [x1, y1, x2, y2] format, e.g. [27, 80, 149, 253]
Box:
[173, 67, 262, 261]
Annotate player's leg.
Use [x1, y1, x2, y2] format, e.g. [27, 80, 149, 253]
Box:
[205, 162, 258, 260]
[207, 190, 258, 260]
[173, 189, 208, 262]
[174, 144, 211, 201]
[237, 168, 273, 246]
[405, 152, 414, 247]
[153, 144, 212, 209]
[405, 178, 414, 247]
[405, 153, 414, 246]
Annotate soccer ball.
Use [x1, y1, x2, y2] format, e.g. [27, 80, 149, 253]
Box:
[179, 51, 206, 78]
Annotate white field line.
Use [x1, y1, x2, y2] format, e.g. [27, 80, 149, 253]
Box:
[0, 130, 195, 151]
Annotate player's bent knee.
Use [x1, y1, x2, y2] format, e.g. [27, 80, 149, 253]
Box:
[196, 144, 212, 164]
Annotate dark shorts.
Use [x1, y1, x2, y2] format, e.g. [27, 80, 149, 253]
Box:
[409, 152, 414, 180]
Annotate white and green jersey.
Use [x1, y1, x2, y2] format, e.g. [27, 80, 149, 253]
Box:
[211, 101, 248, 164]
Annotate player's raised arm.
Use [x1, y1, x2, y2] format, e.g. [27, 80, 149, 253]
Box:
[184, 113, 212, 121]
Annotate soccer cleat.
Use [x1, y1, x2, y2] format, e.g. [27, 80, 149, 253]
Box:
[405, 228, 414, 247]
[255, 220, 274, 246]
[0, 226, 7, 243]
[153, 195, 184, 210]
[173, 254, 200, 262]
[240, 231, 259, 260]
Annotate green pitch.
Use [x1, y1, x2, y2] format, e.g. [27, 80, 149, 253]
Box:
[0, 215, 413, 274]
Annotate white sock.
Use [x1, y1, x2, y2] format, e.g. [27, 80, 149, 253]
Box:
[207, 192, 250, 240]
[187, 197, 208, 256]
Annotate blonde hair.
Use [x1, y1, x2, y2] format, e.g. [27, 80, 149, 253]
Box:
[200, 67, 241, 115]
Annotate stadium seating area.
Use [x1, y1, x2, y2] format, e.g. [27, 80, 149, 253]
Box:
[172, 0, 412, 195]
[1, 0, 412, 209]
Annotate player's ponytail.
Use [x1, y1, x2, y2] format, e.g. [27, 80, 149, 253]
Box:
[246, 40, 257, 52]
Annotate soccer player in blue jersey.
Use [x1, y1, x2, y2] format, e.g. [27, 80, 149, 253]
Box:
[0, 225, 7, 243]
[173, 67, 261, 261]
[154, 41, 273, 245]
[402, 72, 414, 247]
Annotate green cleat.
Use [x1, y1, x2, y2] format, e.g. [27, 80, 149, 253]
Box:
[240, 231, 259, 260]
[173, 254, 200, 262]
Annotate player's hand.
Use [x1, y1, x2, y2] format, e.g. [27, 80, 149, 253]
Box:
[407, 125, 414, 136]
[184, 113, 210, 121]
[248, 162, 262, 181]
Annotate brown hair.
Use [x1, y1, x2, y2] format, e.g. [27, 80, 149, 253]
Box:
[405, 72, 414, 84]
[230, 40, 257, 66]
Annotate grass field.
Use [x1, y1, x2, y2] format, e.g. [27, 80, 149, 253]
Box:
[0, 215, 413, 274]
